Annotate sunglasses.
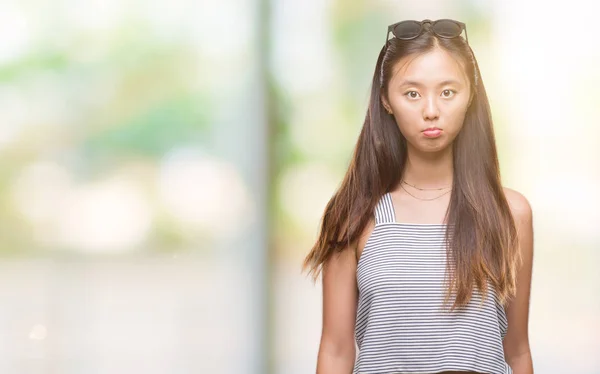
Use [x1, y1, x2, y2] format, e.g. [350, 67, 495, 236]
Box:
[385, 19, 468, 46]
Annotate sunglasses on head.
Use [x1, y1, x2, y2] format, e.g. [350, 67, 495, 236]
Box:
[385, 19, 468, 46]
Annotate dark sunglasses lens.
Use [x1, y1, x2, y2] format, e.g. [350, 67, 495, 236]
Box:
[433, 20, 462, 37]
[393, 21, 421, 39]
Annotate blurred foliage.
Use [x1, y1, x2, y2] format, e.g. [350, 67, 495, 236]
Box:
[0, 12, 215, 255]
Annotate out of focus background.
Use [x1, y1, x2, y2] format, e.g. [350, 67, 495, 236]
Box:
[0, 0, 598, 373]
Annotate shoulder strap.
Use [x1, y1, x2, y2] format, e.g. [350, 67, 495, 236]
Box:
[374, 192, 396, 224]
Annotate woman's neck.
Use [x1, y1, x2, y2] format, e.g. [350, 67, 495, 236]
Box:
[400, 146, 454, 189]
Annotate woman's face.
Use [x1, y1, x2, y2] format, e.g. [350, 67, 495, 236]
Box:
[382, 47, 472, 154]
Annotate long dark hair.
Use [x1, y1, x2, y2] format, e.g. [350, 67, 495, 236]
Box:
[302, 24, 521, 311]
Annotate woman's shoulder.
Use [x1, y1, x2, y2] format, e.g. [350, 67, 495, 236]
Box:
[502, 186, 533, 224]
[355, 216, 376, 263]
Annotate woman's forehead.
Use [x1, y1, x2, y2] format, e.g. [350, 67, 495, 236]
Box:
[390, 48, 468, 86]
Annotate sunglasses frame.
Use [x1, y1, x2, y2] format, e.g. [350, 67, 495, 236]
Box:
[385, 19, 468, 46]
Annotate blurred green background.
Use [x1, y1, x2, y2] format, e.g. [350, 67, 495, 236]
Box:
[0, 0, 598, 373]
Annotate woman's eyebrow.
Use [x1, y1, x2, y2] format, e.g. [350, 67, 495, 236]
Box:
[399, 79, 463, 87]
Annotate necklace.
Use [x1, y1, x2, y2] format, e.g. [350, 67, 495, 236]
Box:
[401, 179, 452, 191]
[400, 182, 452, 201]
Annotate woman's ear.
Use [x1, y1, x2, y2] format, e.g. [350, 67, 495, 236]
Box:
[381, 97, 393, 114]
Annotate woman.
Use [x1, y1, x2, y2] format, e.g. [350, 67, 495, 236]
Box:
[302, 19, 534, 374]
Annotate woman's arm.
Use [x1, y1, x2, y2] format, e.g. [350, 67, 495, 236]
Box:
[316, 244, 358, 374]
[316, 217, 374, 374]
[502, 188, 535, 374]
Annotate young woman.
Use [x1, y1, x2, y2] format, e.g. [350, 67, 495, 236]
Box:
[303, 19, 534, 374]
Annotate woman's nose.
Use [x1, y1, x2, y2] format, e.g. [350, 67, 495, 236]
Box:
[423, 96, 440, 120]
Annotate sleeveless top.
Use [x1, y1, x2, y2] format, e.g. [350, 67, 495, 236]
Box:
[354, 192, 512, 374]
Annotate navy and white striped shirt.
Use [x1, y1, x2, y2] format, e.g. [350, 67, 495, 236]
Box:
[354, 192, 512, 374]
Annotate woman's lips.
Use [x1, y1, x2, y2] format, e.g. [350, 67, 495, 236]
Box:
[422, 127, 442, 138]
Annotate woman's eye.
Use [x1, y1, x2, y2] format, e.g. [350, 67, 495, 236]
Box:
[405, 91, 420, 99]
[442, 89, 456, 98]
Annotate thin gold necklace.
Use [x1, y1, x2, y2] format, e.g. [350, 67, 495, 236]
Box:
[401, 179, 452, 191]
[400, 182, 451, 201]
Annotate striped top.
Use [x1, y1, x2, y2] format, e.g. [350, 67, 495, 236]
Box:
[354, 192, 512, 374]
